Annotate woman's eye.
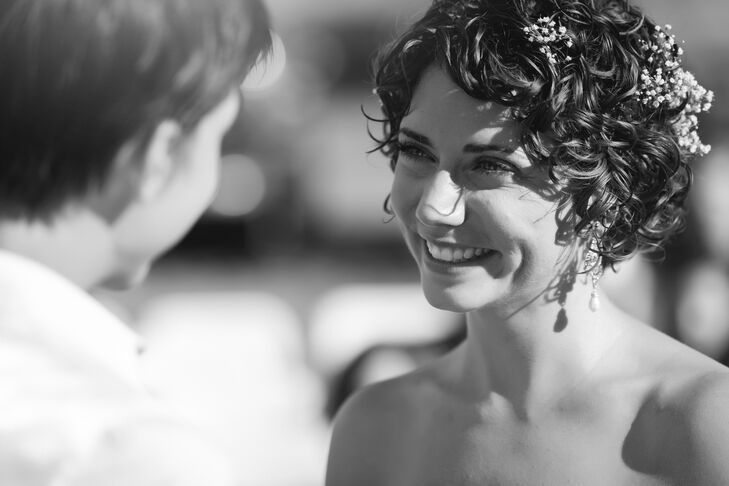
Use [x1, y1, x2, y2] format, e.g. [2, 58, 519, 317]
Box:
[473, 158, 515, 175]
[395, 141, 433, 163]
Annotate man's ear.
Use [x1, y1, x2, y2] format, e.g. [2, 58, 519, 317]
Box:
[137, 120, 183, 202]
[86, 120, 183, 223]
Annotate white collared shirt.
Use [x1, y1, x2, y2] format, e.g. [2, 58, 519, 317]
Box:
[0, 250, 234, 486]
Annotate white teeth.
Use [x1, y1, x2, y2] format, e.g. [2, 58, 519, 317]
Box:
[425, 240, 490, 263]
[442, 247, 453, 261]
[426, 241, 438, 258]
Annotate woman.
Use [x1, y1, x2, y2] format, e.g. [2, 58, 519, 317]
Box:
[326, 0, 728, 484]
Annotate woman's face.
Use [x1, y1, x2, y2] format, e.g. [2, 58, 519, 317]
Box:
[391, 66, 572, 314]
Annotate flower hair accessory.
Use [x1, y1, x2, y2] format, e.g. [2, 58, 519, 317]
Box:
[523, 17, 574, 64]
[523, 17, 713, 157]
[638, 24, 713, 156]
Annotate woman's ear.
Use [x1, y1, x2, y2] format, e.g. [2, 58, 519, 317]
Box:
[137, 120, 183, 202]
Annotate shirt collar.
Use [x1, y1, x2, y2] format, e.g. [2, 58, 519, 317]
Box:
[0, 249, 145, 388]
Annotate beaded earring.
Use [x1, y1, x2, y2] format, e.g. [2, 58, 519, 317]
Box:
[582, 227, 603, 312]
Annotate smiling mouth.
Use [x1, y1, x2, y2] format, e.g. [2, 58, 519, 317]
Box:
[424, 239, 496, 264]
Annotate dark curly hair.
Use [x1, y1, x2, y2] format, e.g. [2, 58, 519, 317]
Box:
[371, 0, 712, 267]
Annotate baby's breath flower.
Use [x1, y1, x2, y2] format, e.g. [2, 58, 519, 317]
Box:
[523, 16, 712, 158]
[523, 17, 573, 65]
[637, 24, 713, 157]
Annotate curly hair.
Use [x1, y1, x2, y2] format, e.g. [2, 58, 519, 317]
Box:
[371, 0, 711, 267]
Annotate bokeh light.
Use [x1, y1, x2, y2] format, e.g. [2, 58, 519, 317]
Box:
[209, 154, 267, 218]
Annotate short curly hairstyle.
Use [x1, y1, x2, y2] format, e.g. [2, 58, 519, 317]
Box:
[371, 0, 712, 267]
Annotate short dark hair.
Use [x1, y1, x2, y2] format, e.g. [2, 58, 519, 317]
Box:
[372, 0, 712, 267]
[0, 0, 271, 220]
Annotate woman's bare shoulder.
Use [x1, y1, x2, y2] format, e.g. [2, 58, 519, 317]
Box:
[615, 321, 729, 482]
[672, 369, 729, 472]
[645, 363, 729, 484]
[325, 361, 444, 486]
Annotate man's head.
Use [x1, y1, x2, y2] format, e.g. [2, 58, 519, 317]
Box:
[0, 0, 271, 287]
[0, 0, 270, 219]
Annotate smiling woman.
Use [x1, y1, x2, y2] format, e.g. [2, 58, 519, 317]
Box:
[392, 67, 566, 314]
[325, 1, 729, 485]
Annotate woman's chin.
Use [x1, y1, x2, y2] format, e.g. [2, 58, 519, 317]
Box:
[421, 282, 489, 313]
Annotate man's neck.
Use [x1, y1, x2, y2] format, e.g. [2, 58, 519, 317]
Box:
[0, 208, 115, 290]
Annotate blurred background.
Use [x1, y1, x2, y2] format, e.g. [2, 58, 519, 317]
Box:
[93, 0, 729, 484]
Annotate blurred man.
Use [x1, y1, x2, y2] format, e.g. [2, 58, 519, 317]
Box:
[0, 0, 270, 483]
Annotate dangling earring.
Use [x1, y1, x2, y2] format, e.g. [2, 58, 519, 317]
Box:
[583, 227, 603, 312]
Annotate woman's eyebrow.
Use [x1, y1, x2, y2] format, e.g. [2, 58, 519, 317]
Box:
[398, 129, 529, 163]
[464, 142, 532, 167]
[398, 127, 432, 146]
[463, 143, 512, 154]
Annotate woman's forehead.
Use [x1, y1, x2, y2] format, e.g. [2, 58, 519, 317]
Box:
[402, 66, 523, 153]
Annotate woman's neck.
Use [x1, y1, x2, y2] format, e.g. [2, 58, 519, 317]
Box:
[455, 277, 629, 420]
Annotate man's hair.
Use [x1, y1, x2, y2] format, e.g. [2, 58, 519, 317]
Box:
[372, 0, 712, 267]
[0, 0, 271, 220]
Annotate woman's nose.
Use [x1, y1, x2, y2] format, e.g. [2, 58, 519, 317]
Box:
[415, 170, 465, 227]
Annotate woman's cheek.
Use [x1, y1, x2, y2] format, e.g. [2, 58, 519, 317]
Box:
[391, 170, 419, 221]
